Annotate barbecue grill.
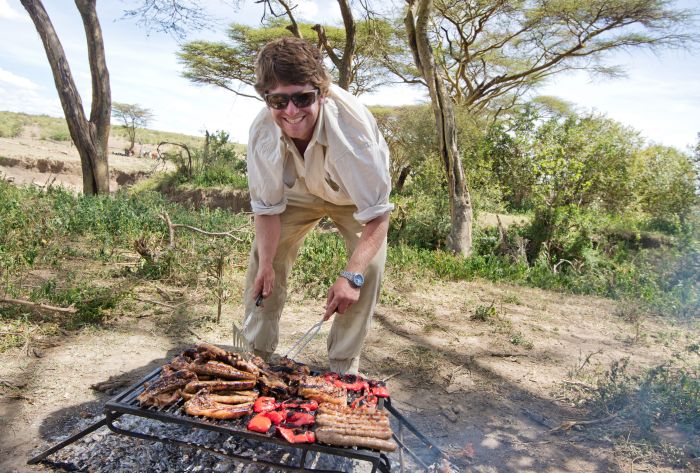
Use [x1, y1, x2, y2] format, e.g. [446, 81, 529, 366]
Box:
[29, 367, 444, 472]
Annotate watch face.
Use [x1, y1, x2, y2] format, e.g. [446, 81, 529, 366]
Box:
[353, 274, 364, 287]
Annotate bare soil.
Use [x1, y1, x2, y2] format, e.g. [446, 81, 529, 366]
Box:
[1, 132, 698, 472]
[0, 130, 165, 192]
[1, 272, 698, 472]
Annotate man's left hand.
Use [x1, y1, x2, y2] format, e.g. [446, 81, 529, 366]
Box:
[324, 277, 360, 319]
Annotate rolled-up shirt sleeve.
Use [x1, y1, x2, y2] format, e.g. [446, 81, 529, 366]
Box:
[247, 113, 287, 215]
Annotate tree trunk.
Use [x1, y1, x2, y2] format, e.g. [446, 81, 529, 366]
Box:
[312, 0, 356, 92]
[20, 0, 110, 195]
[405, 0, 473, 255]
[336, 0, 355, 90]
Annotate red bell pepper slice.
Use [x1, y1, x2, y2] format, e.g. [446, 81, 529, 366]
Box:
[286, 411, 315, 427]
[280, 398, 318, 412]
[300, 400, 318, 411]
[247, 414, 272, 433]
[350, 394, 378, 409]
[253, 396, 277, 413]
[370, 385, 389, 398]
[332, 374, 370, 392]
[262, 409, 287, 425]
[323, 372, 339, 383]
[277, 427, 315, 444]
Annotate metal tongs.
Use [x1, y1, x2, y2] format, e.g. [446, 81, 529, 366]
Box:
[284, 314, 327, 360]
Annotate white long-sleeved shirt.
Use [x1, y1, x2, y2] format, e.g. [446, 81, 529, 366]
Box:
[246, 84, 394, 224]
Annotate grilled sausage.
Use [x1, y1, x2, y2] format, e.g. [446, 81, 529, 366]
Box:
[315, 428, 397, 452]
[180, 390, 257, 404]
[315, 413, 390, 429]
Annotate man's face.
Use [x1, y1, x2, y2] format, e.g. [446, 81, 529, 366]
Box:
[265, 83, 322, 143]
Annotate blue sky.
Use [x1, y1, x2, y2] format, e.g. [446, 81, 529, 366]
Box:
[1, 0, 698, 152]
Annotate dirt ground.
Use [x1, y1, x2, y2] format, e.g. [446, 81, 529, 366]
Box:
[0, 130, 167, 192]
[1, 272, 699, 472]
[1, 133, 699, 472]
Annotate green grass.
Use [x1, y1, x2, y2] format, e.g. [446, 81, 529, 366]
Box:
[110, 124, 207, 149]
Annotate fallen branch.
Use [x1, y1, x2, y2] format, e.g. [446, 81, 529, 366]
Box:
[381, 372, 400, 383]
[160, 212, 245, 248]
[133, 297, 176, 309]
[562, 380, 596, 391]
[0, 297, 77, 314]
[187, 327, 204, 340]
[522, 408, 558, 430]
[549, 413, 619, 433]
[487, 352, 525, 358]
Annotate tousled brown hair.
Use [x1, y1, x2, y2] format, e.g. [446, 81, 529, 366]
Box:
[254, 37, 331, 97]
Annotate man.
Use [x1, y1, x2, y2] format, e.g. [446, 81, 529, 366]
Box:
[242, 37, 393, 375]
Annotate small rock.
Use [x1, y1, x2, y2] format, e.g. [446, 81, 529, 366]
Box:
[441, 406, 458, 422]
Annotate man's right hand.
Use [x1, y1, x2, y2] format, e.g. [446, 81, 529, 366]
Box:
[254, 263, 275, 301]
[253, 214, 282, 303]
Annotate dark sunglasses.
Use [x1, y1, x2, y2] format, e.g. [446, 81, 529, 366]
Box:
[264, 89, 319, 110]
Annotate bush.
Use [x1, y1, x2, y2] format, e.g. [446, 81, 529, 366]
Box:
[30, 279, 124, 327]
[584, 358, 700, 432]
[0, 114, 23, 138]
[164, 130, 248, 189]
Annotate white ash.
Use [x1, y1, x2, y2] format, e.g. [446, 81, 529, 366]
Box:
[34, 415, 388, 472]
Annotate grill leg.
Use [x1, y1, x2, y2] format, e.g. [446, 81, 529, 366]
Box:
[27, 416, 115, 465]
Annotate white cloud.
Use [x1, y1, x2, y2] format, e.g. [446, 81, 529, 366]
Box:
[295, 0, 319, 20]
[0, 0, 27, 21]
[0, 67, 40, 91]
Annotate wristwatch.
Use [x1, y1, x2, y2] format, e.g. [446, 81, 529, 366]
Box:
[339, 271, 364, 289]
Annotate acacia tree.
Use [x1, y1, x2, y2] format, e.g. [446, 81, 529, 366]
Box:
[112, 102, 154, 154]
[394, 0, 696, 255]
[405, 0, 473, 254]
[424, 0, 695, 114]
[21, 0, 111, 195]
[180, 19, 395, 97]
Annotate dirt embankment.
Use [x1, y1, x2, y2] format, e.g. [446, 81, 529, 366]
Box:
[0, 134, 164, 192]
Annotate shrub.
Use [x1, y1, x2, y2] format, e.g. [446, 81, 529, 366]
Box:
[584, 358, 700, 431]
[164, 130, 248, 189]
[30, 279, 123, 327]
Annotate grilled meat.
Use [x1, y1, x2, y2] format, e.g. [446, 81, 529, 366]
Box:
[317, 402, 388, 419]
[184, 379, 256, 393]
[167, 355, 193, 371]
[183, 392, 253, 419]
[190, 360, 257, 381]
[195, 343, 260, 376]
[314, 422, 392, 439]
[180, 390, 258, 404]
[315, 428, 397, 452]
[273, 357, 311, 375]
[315, 402, 394, 448]
[315, 412, 390, 429]
[258, 371, 290, 397]
[136, 369, 197, 407]
[298, 376, 347, 406]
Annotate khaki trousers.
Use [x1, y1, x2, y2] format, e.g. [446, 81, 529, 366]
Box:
[242, 188, 387, 375]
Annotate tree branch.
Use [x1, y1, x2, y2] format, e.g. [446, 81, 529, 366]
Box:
[0, 297, 77, 314]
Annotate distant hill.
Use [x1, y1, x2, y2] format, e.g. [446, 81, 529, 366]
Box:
[0, 110, 214, 150]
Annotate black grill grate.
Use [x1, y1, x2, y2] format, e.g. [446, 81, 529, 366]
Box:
[104, 367, 396, 472]
[30, 367, 443, 472]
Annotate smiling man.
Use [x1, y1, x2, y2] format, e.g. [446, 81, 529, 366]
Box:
[242, 37, 393, 375]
